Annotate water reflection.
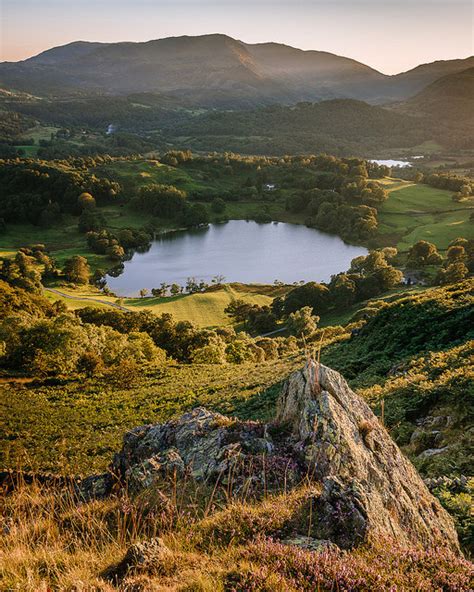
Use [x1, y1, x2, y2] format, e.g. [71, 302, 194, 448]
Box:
[106, 220, 368, 297]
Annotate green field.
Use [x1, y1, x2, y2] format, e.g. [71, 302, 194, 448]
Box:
[377, 182, 474, 250]
[14, 124, 61, 156]
[43, 283, 288, 327]
[0, 357, 301, 473]
[0, 218, 108, 271]
[126, 284, 279, 326]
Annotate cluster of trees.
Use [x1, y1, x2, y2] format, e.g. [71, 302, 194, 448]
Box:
[0, 254, 299, 376]
[406, 239, 473, 285]
[222, 249, 404, 339]
[0, 285, 165, 378]
[272, 249, 403, 323]
[131, 183, 209, 227]
[423, 173, 473, 196]
[85, 227, 151, 262]
[172, 100, 430, 156]
[0, 159, 120, 227]
[224, 300, 278, 334]
[76, 307, 297, 365]
[281, 162, 387, 243]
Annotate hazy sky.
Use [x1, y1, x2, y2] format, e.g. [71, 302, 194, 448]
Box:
[1, 0, 473, 73]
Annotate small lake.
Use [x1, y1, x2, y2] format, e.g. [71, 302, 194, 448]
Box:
[370, 159, 412, 168]
[106, 220, 368, 296]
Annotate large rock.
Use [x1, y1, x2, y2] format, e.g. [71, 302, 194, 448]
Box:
[276, 361, 460, 551]
[112, 407, 298, 494]
[107, 361, 460, 553]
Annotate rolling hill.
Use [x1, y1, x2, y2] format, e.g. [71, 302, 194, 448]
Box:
[1, 34, 472, 107]
[396, 67, 474, 125]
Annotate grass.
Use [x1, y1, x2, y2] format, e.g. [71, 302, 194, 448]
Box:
[0, 357, 302, 474]
[0, 216, 108, 272]
[377, 182, 474, 250]
[43, 283, 288, 327]
[2, 479, 470, 592]
[127, 284, 277, 327]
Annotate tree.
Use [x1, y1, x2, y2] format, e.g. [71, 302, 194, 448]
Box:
[191, 340, 227, 364]
[63, 256, 90, 285]
[106, 244, 125, 261]
[78, 192, 96, 210]
[139, 288, 149, 298]
[438, 262, 469, 285]
[406, 241, 443, 267]
[211, 198, 226, 214]
[39, 202, 62, 227]
[78, 209, 105, 232]
[279, 282, 330, 316]
[212, 275, 226, 286]
[446, 245, 467, 265]
[170, 283, 182, 296]
[287, 306, 319, 338]
[330, 274, 357, 307]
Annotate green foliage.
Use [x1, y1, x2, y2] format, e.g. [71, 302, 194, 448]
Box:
[323, 281, 473, 387]
[287, 306, 319, 338]
[63, 255, 90, 284]
[0, 159, 120, 226]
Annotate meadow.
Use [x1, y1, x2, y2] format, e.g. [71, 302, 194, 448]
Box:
[377, 182, 474, 251]
[0, 356, 302, 474]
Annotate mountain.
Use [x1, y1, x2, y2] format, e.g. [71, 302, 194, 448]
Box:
[396, 67, 474, 124]
[1, 34, 472, 106]
[384, 57, 474, 101]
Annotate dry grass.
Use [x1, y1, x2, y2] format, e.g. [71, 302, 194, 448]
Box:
[1, 477, 472, 591]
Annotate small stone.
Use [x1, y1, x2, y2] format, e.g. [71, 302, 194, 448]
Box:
[281, 536, 338, 552]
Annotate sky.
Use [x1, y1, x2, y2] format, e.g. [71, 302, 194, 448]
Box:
[1, 0, 473, 74]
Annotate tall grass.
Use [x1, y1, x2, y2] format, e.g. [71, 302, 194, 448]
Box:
[1, 476, 472, 591]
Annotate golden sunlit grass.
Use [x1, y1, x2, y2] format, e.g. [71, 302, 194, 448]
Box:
[1, 478, 471, 591]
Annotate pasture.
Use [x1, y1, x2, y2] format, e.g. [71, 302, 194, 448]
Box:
[377, 182, 473, 251]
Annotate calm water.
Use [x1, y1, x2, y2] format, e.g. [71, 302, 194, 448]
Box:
[106, 221, 368, 296]
[370, 159, 412, 167]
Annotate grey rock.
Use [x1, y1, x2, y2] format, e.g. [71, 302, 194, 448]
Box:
[75, 472, 115, 501]
[103, 537, 172, 582]
[281, 536, 338, 552]
[417, 446, 449, 459]
[106, 361, 460, 553]
[276, 361, 460, 552]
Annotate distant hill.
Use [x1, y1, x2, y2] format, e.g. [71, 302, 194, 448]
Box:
[396, 67, 474, 124]
[384, 57, 474, 101]
[170, 99, 431, 154]
[1, 34, 472, 106]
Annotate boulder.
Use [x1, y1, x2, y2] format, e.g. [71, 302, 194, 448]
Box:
[107, 361, 460, 553]
[276, 361, 460, 551]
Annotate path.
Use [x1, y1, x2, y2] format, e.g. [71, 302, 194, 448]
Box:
[44, 288, 130, 311]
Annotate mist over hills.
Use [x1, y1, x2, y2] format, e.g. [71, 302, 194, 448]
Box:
[1, 34, 473, 107]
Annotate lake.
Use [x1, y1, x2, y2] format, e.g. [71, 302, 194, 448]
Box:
[106, 220, 368, 296]
[370, 159, 412, 167]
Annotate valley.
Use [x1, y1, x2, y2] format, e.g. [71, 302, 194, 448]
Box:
[0, 25, 473, 592]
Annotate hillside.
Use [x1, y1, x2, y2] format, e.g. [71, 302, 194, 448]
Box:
[396, 67, 474, 126]
[1, 35, 472, 106]
[171, 99, 431, 154]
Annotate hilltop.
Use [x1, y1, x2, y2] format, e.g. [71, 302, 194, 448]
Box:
[1, 34, 473, 106]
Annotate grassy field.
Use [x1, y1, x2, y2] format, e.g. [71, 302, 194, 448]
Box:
[43, 283, 288, 327]
[15, 124, 61, 156]
[0, 356, 302, 473]
[126, 284, 279, 326]
[0, 217, 108, 271]
[377, 182, 474, 251]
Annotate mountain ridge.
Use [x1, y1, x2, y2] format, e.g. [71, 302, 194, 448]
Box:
[1, 34, 472, 106]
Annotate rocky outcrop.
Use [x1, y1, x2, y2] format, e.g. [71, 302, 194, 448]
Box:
[93, 361, 460, 553]
[276, 362, 460, 551]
